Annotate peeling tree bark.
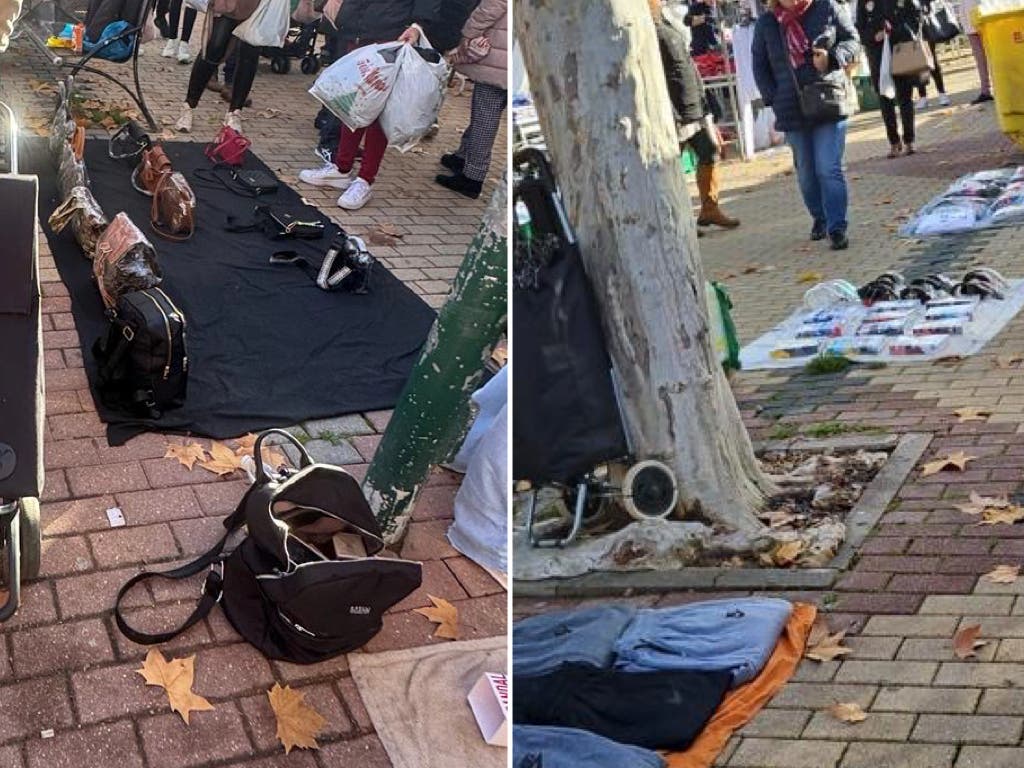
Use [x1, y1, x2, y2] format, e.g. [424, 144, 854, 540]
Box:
[516, 0, 774, 532]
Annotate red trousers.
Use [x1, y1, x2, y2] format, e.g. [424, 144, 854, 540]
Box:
[334, 37, 390, 185]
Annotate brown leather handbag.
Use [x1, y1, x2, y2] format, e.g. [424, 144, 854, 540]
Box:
[93, 213, 163, 309]
[151, 172, 196, 241]
[133, 144, 173, 196]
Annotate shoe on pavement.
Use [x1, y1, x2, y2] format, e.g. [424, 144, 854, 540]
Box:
[810, 219, 826, 241]
[176, 40, 192, 63]
[174, 104, 193, 133]
[224, 109, 243, 134]
[971, 92, 994, 105]
[829, 230, 849, 251]
[915, 96, 929, 110]
[299, 162, 357, 189]
[440, 153, 465, 173]
[161, 38, 177, 58]
[435, 172, 482, 199]
[938, 94, 951, 106]
[337, 178, 373, 210]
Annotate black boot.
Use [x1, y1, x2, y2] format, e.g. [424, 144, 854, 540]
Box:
[435, 173, 482, 199]
[440, 153, 465, 173]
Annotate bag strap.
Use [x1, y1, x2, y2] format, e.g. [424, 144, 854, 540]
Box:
[254, 428, 313, 484]
[114, 514, 243, 645]
[150, 174, 195, 242]
[193, 165, 262, 198]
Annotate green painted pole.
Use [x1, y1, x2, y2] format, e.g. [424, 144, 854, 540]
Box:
[363, 171, 508, 542]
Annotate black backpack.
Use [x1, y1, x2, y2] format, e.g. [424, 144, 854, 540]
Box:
[93, 287, 187, 420]
[115, 430, 423, 664]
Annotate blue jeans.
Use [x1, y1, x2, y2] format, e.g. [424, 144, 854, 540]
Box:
[513, 604, 637, 677]
[514, 726, 666, 768]
[786, 119, 849, 235]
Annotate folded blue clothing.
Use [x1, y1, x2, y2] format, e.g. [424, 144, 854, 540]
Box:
[513, 604, 637, 677]
[613, 597, 793, 686]
[513, 725, 666, 768]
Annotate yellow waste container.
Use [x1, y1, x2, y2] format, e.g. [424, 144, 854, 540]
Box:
[974, 4, 1024, 148]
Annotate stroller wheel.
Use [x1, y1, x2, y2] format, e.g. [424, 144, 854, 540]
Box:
[621, 460, 678, 521]
[271, 55, 291, 74]
[301, 55, 319, 75]
[2, 498, 40, 583]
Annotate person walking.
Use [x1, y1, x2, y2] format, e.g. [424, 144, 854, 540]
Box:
[856, 0, 924, 157]
[651, 0, 739, 230]
[914, 1, 950, 110]
[752, 0, 860, 250]
[435, 0, 507, 199]
[960, 0, 993, 103]
[685, 0, 721, 55]
[298, 0, 442, 211]
[155, 0, 196, 63]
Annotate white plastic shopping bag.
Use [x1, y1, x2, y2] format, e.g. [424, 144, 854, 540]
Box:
[379, 31, 450, 152]
[309, 42, 403, 130]
[232, 0, 290, 49]
[879, 35, 896, 100]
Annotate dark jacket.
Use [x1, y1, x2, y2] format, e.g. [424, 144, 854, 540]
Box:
[751, 0, 860, 132]
[429, 0, 480, 52]
[656, 15, 706, 125]
[855, 0, 923, 47]
[684, 1, 720, 55]
[336, 0, 442, 43]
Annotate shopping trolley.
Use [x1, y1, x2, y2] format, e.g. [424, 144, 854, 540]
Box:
[0, 98, 44, 619]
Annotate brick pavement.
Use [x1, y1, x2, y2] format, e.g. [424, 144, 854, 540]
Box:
[0, 25, 506, 768]
[515, 55, 1024, 767]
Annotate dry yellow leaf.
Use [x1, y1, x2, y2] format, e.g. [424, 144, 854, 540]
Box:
[413, 594, 460, 640]
[797, 270, 824, 284]
[977, 506, 1024, 526]
[954, 407, 992, 423]
[984, 564, 1020, 584]
[233, 433, 258, 455]
[772, 539, 804, 567]
[164, 441, 208, 470]
[267, 683, 326, 754]
[197, 440, 246, 476]
[920, 451, 976, 477]
[952, 624, 987, 659]
[805, 620, 853, 663]
[137, 650, 213, 724]
[828, 701, 867, 723]
[996, 354, 1024, 369]
[956, 491, 1010, 516]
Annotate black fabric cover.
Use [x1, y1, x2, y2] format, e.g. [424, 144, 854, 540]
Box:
[0, 176, 44, 498]
[512, 174, 628, 485]
[513, 663, 732, 750]
[21, 139, 435, 445]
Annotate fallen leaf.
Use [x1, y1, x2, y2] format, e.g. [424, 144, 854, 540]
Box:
[828, 701, 867, 723]
[798, 270, 823, 283]
[137, 650, 213, 724]
[742, 264, 763, 274]
[413, 594, 459, 639]
[920, 451, 976, 477]
[99, 115, 118, 130]
[984, 564, 1020, 584]
[805, 618, 853, 662]
[956, 491, 1010, 516]
[997, 354, 1024, 369]
[977, 506, 1024, 526]
[197, 440, 246, 476]
[764, 509, 800, 529]
[267, 683, 326, 754]
[28, 78, 56, 93]
[954, 407, 992, 423]
[772, 539, 804, 566]
[233, 433, 258, 455]
[164, 441, 208, 470]
[952, 624, 987, 659]
[933, 355, 965, 366]
[258, 107, 283, 119]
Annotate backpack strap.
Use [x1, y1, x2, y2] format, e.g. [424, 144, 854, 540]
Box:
[114, 514, 243, 645]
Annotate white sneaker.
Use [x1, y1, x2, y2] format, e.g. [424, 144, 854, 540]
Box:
[938, 94, 951, 107]
[337, 178, 372, 210]
[224, 109, 243, 134]
[176, 40, 192, 63]
[161, 38, 177, 58]
[174, 104, 193, 133]
[915, 96, 929, 110]
[299, 162, 357, 189]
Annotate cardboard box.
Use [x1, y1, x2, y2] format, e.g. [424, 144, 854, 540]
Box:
[467, 672, 507, 747]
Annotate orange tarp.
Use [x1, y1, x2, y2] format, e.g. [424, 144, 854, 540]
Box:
[664, 602, 817, 768]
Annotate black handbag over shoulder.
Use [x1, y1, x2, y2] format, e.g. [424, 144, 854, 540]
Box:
[780, 25, 852, 123]
[114, 430, 423, 664]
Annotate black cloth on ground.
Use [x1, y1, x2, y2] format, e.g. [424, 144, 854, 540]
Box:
[21, 138, 436, 445]
[513, 663, 732, 750]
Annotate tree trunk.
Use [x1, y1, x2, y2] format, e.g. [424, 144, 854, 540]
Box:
[515, 0, 774, 532]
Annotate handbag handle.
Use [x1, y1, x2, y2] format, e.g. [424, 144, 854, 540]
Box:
[254, 428, 314, 483]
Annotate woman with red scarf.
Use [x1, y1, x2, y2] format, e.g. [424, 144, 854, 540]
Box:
[752, 0, 860, 250]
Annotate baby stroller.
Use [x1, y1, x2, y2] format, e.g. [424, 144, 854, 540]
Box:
[263, 17, 320, 74]
[513, 149, 679, 547]
[0, 99, 44, 617]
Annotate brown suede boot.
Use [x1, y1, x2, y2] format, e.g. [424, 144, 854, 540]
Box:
[696, 164, 740, 229]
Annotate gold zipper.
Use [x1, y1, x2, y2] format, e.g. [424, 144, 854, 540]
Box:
[140, 290, 173, 380]
[153, 287, 188, 372]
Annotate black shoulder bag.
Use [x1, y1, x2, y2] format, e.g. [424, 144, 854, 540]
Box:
[781, 25, 852, 123]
